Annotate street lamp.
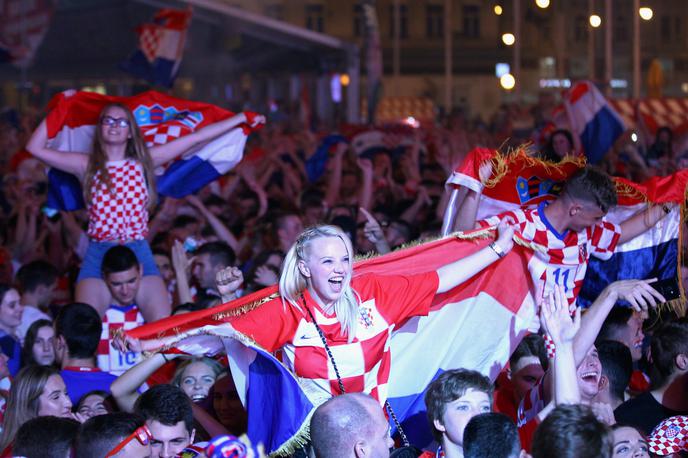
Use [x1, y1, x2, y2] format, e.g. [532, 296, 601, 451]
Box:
[494, 4, 503, 15]
[535, 0, 550, 8]
[500, 73, 516, 90]
[502, 33, 516, 46]
[589, 14, 602, 28]
[638, 7, 653, 20]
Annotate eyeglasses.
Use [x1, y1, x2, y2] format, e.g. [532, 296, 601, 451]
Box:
[101, 116, 131, 128]
[104, 424, 152, 457]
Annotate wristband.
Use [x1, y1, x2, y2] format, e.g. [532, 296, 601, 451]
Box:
[489, 242, 506, 259]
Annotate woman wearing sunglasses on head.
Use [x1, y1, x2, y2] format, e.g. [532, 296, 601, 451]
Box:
[27, 93, 263, 323]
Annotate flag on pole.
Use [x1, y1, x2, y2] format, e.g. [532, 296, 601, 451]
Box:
[42, 90, 261, 211]
[120, 8, 191, 88]
[363, 1, 383, 124]
[554, 80, 626, 164]
[0, 0, 54, 67]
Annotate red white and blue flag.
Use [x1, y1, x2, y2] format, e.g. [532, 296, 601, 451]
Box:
[0, 0, 54, 67]
[445, 148, 687, 309]
[42, 90, 259, 211]
[126, 149, 687, 454]
[554, 80, 626, 164]
[120, 8, 191, 88]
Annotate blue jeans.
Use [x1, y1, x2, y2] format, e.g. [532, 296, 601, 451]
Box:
[77, 239, 160, 281]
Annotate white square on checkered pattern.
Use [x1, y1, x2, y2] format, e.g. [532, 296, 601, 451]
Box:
[329, 341, 365, 379]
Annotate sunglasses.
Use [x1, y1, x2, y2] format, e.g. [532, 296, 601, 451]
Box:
[101, 116, 131, 128]
[105, 424, 152, 457]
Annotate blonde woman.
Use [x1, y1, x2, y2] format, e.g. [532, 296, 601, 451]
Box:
[125, 221, 515, 407]
[27, 97, 262, 322]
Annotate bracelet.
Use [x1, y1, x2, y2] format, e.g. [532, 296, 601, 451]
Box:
[489, 242, 506, 259]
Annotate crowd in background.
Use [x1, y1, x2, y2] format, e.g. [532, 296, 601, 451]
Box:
[0, 91, 685, 458]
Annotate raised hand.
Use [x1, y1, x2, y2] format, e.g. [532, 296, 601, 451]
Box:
[539, 285, 581, 346]
[356, 157, 373, 175]
[172, 240, 193, 274]
[360, 207, 386, 245]
[494, 217, 516, 254]
[590, 401, 616, 426]
[254, 265, 279, 286]
[216, 266, 243, 301]
[603, 279, 666, 312]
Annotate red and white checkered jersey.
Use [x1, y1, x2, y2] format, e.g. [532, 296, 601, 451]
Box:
[87, 159, 149, 242]
[232, 272, 439, 405]
[97, 304, 144, 376]
[480, 202, 621, 305]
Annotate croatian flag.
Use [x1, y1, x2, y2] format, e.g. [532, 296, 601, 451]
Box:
[0, 0, 54, 67]
[444, 147, 687, 309]
[126, 149, 687, 455]
[558, 80, 626, 164]
[120, 8, 191, 88]
[127, 223, 538, 453]
[42, 90, 261, 211]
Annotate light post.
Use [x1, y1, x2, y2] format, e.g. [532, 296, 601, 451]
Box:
[633, 4, 653, 98]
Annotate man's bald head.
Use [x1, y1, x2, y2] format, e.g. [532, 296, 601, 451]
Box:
[310, 393, 392, 458]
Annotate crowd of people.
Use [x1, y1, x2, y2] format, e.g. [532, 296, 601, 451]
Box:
[0, 89, 685, 458]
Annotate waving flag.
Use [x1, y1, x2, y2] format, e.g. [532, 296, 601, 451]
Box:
[128, 226, 538, 454]
[445, 147, 688, 309]
[42, 90, 260, 211]
[0, 0, 54, 67]
[125, 150, 687, 455]
[554, 80, 626, 164]
[120, 8, 191, 88]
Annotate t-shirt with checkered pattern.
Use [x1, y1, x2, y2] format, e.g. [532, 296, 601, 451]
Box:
[232, 272, 439, 406]
[87, 159, 149, 242]
[97, 304, 144, 376]
[479, 201, 621, 305]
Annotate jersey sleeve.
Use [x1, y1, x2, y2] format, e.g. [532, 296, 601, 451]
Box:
[477, 209, 531, 241]
[590, 220, 621, 260]
[356, 271, 439, 325]
[230, 297, 301, 353]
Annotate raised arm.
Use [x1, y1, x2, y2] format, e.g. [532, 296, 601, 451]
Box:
[186, 195, 239, 252]
[149, 113, 261, 167]
[324, 142, 347, 209]
[436, 218, 515, 293]
[110, 352, 182, 412]
[171, 240, 194, 305]
[618, 204, 669, 244]
[540, 286, 581, 405]
[26, 119, 89, 177]
[572, 279, 664, 366]
[449, 161, 492, 232]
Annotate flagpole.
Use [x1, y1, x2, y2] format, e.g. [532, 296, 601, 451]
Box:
[444, 0, 452, 113]
[633, 0, 641, 99]
[513, 0, 521, 98]
[604, 0, 612, 96]
[588, 0, 595, 82]
[393, 0, 400, 94]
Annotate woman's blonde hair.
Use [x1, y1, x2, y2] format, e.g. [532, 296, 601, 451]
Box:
[0, 365, 61, 450]
[171, 356, 225, 389]
[84, 103, 158, 208]
[279, 225, 360, 341]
